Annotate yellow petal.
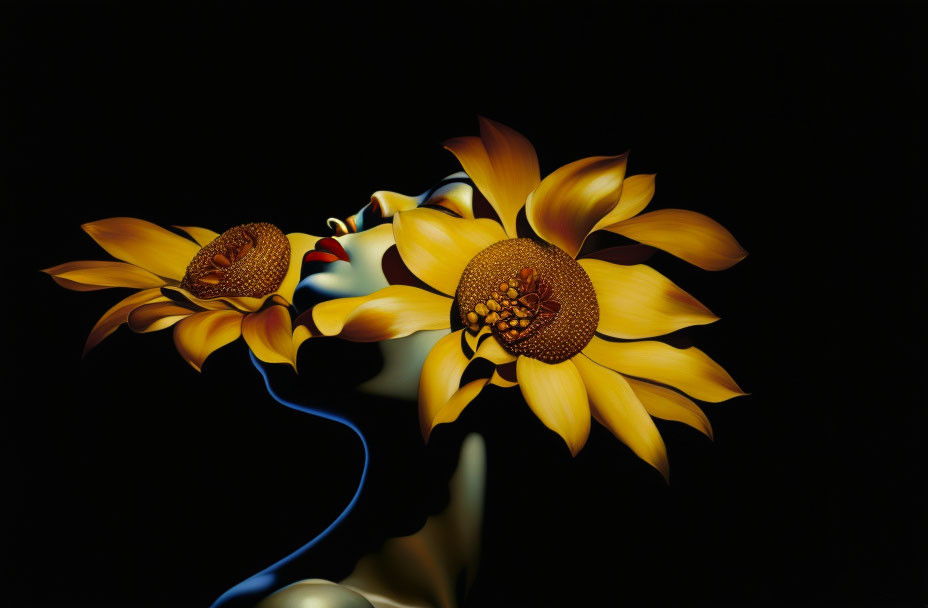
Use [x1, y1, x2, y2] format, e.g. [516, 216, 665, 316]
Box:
[43, 260, 168, 290]
[526, 154, 627, 258]
[429, 378, 490, 436]
[464, 325, 493, 354]
[172, 310, 243, 372]
[241, 305, 299, 370]
[127, 301, 196, 333]
[573, 354, 670, 480]
[81, 218, 201, 280]
[474, 335, 516, 365]
[312, 285, 451, 341]
[626, 377, 713, 439]
[173, 225, 219, 247]
[160, 285, 263, 313]
[515, 356, 590, 456]
[49, 276, 111, 292]
[605, 209, 747, 271]
[582, 336, 745, 402]
[489, 370, 519, 388]
[393, 207, 507, 295]
[592, 173, 656, 231]
[580, 258, 718, 338]
[277, 232, 321, 303]
[83, 288, 168, 355]
[419, 330, 471, 439]
[443, 117, 540, 237]
[292, 324, 313, 354]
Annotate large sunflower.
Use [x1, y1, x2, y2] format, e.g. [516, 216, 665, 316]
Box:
[305, 118, 747, 479]
[44, 218, 318, 371]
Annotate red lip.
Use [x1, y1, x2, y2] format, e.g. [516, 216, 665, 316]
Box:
[304, 237, 351, 263]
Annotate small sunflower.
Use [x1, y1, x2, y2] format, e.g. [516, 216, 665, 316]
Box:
[44, 218, 318, 370]
[305, 118, 747, 479]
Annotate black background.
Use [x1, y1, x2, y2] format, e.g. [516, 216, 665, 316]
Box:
[5, 2, 926, 606]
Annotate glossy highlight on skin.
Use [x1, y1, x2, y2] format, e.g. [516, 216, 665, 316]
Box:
[210, 351, 370, 608]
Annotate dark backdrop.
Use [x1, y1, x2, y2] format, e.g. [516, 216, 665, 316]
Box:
[5, 2, 925, 606]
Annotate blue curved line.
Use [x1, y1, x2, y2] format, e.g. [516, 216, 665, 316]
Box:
[209, 350, 370, 608]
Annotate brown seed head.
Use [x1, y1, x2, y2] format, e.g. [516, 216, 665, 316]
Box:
[181, 223, 290, 299]
[456, 238, 599, 363]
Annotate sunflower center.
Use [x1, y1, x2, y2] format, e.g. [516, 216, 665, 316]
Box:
[456, 238, 598, 363]
[181, 222, 290, 299]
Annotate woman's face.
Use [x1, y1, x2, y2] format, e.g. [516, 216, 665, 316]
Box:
[293, 173, 476, 400]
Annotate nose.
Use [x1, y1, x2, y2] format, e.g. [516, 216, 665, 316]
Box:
[326, 190, 420, 235]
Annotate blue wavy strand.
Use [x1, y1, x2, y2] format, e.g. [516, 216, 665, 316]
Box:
[209, 350, 370, 608]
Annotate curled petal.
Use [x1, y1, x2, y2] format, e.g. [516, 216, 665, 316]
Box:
[419, 330, 472, 439]
[83, 288, 168, 355]
[172, 310, 243, 372]
[43, 260, 168, 290]
[311, 285, 451, 341]
[242, 305, 299, 370]
[474, 335, 516, 365]
[582, 336, 745, 402]
[626, 377, 713, 439]
[443, 117, 540, 237]
[173, 225, 219, 247]
[605, 209, 747, 270]
[516, 356, 590, 456]
[292, 324, 313, 354]
[580, 258, 717, 338]
[430, 379, 490, 437]
[127, 301, 196, 333]
[572, 354, 669, 481]
[393, 207, 507, 295]
[489, 369, 519, 388]
[81, 218, 201, 280]
[162, 285, 275, 314]
[526, 153, 627, 258]
[463, 325, 493, 355]
[592, 173, 656, 230]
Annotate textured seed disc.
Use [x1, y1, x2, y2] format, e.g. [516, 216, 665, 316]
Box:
[456, 238, 599, 363]
[181, 223, 290, 299]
